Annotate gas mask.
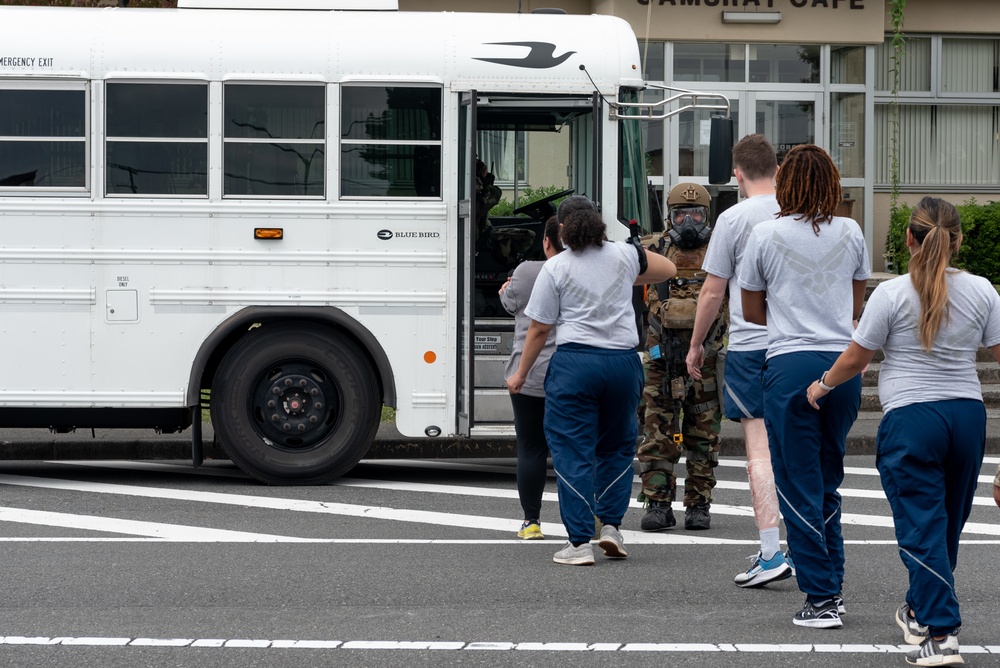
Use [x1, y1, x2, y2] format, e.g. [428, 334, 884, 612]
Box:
[667, 206, 710, 250]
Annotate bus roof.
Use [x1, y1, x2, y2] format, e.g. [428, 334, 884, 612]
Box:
[0, 6, 643, 94]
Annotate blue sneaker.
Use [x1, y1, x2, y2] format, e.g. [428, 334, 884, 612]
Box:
[785, 550, 796, 577]
[734, 550, 793, 588]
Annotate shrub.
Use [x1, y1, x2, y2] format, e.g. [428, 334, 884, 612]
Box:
[886, 198, 1000, 283]
[489, 185, 569, 218]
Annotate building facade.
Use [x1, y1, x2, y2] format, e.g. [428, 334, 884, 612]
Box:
[404, 0, 1000, 272]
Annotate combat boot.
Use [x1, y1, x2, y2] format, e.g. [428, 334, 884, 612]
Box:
[685, 503, 711, 530]
[640, 500, 676, 531]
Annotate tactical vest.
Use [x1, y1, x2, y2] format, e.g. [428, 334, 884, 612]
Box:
[646, 237, 728, 335]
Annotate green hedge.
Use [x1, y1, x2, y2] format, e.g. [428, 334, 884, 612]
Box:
[885, 198, 1000, 283]
[489, 185, 568, 218]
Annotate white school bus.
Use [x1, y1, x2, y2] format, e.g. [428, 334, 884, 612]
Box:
[0, 0, 729, 484]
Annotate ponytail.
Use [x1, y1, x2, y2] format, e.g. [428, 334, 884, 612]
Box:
[907, 197, 961, 351]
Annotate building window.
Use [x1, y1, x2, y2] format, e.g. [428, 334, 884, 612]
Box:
[224, 84, 325, 198]
[105, 82, 208, 196]
[750, 45, 820, 84]
[942, 38, 1000, 93]
[874, 37, 931, 92]
[831, 45, 866, 85]
[340, 85, 441, 198]
[875, 36, 1000, 188]
[875, 104, 1000, 186]
[674, 43, 745, 83]
[478, 130, 526, 187]
[0, 85, 87, 190]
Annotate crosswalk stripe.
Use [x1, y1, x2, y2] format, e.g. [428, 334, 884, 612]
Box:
[0, 507, 313, 542]
[50, 460, 1000, 504]
[0, 636, 998, 654]
[2, 469, 998, 540]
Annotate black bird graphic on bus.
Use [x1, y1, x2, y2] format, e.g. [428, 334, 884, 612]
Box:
[474, 42, 576, 69]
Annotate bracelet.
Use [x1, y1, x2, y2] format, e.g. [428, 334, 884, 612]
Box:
[817, 371, 836, 392]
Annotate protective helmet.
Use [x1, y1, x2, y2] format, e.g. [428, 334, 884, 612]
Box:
[666, 182, 711, 250]
[667, 183, 711, 210]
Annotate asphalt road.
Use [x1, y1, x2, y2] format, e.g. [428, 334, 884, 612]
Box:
[0, 453, 998, 668]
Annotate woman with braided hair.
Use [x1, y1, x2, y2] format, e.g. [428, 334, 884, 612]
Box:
[807, 197, 1000, 666]
[738, 144, 870, 629]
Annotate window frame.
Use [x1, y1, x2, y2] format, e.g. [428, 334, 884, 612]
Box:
[874, 33, 1000, 190]
[339, 82, 443, 201]
[104, 79, 209, 199]
[0, 79, 89, 195]
[222, 81, 327, 200]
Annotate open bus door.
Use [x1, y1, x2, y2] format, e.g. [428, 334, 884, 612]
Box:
[456, 91, 477, 437]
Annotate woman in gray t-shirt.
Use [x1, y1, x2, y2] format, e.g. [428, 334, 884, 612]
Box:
[807, 197, 1000, 666]
[506, 195, 675, 566]
[499, 215, 562, 541]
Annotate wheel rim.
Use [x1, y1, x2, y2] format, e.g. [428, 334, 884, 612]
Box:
[247, 360, 341, 451]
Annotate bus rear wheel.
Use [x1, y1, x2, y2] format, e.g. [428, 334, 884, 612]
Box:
[211, 322, 380, 485]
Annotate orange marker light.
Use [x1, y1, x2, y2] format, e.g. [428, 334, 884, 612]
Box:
[254, 228, 284, 240]
[423, 351, 437, 364]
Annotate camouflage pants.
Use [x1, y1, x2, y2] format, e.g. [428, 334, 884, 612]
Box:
[637, 329, 721, 507]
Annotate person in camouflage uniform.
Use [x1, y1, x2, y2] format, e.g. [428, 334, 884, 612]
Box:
[638, 182, 727, 531]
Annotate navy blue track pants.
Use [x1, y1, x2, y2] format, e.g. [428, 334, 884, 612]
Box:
[543, 343, 643, 545]
[763, 351, 861, 603]
[876, 399, 985, 636]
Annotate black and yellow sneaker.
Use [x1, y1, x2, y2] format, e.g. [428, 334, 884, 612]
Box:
[517, 520, 544, 540]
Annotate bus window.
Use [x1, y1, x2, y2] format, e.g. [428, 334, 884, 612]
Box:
[223, 83, 325, 198]
[105, 82, 208, 196]
[340, 85, 441, 198]
[0, 86, 87, 190]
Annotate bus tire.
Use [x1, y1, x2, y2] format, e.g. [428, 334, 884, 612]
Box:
[211, 322, 380, 485]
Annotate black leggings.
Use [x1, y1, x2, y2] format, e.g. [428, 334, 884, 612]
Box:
[510, 392, 549, 521]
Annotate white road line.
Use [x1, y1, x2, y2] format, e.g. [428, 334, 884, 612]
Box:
[358, 457, 1000, 485]
[0, 473, 752, 544]
[0, 636, 997, 654]
[12, 467, 1000, 538]
[0, 507, 317, 542]
[46, 460, 1000, 507]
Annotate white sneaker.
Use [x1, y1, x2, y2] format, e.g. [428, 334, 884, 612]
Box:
[553, 542, 595, 566]
[597, 525, 627, 559]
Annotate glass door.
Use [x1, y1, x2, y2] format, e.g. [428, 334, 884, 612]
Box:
[747, 92, 824, 164]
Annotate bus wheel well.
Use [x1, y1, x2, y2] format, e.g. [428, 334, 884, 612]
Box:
[192, 309, 395, 411]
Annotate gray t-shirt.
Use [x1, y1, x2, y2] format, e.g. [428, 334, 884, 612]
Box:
[525, 241, 641, 349]
[501, 260, 557, 397]
[738, 215, 871, 359]
[701, 194, 780, 352]
[853, 269, 1000, 413]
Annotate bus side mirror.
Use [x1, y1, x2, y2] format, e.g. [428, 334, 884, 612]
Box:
[708, 115, 733, 185]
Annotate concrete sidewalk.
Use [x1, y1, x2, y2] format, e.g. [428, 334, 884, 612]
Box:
[3, 414, 1000, 464]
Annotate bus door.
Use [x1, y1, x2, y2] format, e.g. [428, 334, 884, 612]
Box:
[456, 91, 476, 437]
[467, 93, 600, 436]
